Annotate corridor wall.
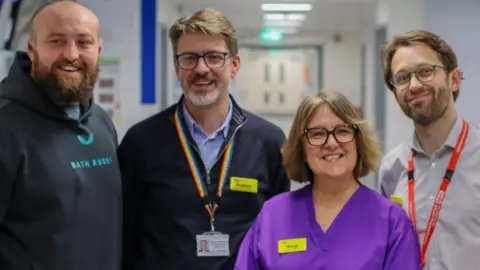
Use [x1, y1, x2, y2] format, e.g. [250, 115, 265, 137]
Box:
[78, 0, 178, 140]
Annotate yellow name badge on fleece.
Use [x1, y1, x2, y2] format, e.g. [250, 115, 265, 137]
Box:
[230, 177, 258, 193]
[390, 195, 403, 206]
[278, 238, 307, 254]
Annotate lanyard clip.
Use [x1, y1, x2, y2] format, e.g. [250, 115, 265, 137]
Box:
[210, 218, 215, 232]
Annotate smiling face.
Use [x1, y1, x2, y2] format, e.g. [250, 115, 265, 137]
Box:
[303, 104, 357, 179]
[390, 44, 458, 125]
[174, 32, 240, 107]
[28, 2, 102, 107]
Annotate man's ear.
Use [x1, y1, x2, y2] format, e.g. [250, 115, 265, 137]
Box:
[231, 54, 241, 78]
[173, 58, 180, 77]
[27, 39, 35, 61]
[449, 68, 463, 97]
[98, 38, 103, 54]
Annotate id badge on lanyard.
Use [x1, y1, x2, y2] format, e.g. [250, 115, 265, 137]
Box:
[174, 110, 233, 257]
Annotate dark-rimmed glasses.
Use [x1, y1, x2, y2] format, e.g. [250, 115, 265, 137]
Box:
[391, 64, 445, 90]
[304, 124, 358, 146]
[175, 52, 232, 70]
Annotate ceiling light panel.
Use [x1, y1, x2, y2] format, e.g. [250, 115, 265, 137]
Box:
[263, 13, 286, 20]
[287, 14, 306, 21]
[261, 4, 313, 12]
[263, 13, 307, 21]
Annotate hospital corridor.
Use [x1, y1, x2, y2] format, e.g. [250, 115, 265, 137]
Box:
[1, 0, 480, 269]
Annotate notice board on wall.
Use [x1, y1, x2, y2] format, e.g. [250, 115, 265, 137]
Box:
[95, 57, 122, 129]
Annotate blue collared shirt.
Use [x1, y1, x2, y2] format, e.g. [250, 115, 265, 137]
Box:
[182, 100, 233, 171]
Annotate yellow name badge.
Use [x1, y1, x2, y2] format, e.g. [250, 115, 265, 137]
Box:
[278, 238, 307, 254]
[390, 195, 403, 206]
[230, 177, 258, 193]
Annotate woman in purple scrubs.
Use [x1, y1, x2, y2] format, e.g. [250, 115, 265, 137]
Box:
[234, 91, 421, 270]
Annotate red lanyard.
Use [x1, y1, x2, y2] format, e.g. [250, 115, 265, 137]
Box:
[407, 119, 469, 267]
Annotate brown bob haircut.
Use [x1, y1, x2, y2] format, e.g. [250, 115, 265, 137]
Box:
[282, 91, 382, 183]
[381, 29, 461, 101]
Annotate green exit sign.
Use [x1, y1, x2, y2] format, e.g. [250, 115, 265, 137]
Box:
[260, 28, 283, 43]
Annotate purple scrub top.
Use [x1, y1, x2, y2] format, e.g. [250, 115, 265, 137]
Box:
[234, 184, 421, 270]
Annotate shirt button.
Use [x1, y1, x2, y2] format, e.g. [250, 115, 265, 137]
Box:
[429, 194, 434, 200]
[431, 162, 436, 168]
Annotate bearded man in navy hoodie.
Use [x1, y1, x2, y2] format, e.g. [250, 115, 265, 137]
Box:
[0, 1, 121, 269]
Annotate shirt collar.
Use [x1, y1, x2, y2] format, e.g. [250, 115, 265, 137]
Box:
[182, 98, 232, 138]
[64, 105, 80, 120]
[444, 116, 464, 148]
[410, 116, 463, 151]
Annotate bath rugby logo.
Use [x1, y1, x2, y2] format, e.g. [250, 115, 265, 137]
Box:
[77, 133, 94, 145]
[70, 131, 113, 170]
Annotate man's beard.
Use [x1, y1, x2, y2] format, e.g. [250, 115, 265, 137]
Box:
[184, 73, 225, 107]
[32, 52, 99, 108]
[400, 84, 450, 126]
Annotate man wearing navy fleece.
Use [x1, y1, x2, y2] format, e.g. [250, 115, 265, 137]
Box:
[118, 7, 290, 270]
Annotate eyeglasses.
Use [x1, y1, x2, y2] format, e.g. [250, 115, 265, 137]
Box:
[391, 64, 445, 90]
[304, 124, 358, 146]
[175, 52, 232, 70]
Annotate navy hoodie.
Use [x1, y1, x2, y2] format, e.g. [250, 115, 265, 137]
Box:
[0, 52, 121, 270]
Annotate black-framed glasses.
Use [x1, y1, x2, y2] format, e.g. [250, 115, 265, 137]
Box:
[304, 124, 358, 146]
[391, 64, 445, 90]
[175, 52, 232, 70]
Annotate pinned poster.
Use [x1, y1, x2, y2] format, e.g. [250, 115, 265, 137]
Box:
[96, 57, 122, 128]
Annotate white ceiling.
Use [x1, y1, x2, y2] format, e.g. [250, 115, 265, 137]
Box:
[171, 0, 376, 40]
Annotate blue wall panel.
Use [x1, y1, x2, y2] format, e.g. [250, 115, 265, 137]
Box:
[141, 0, 157, 104]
